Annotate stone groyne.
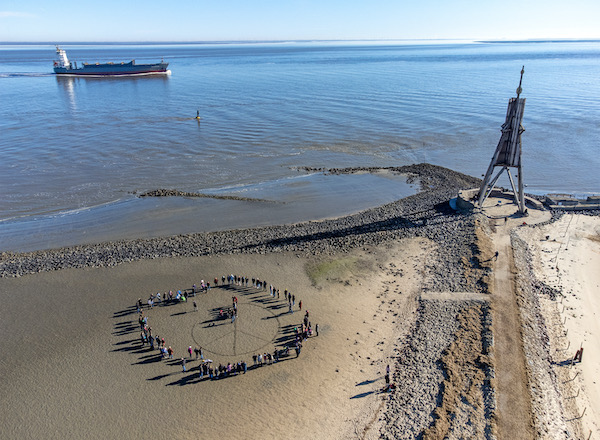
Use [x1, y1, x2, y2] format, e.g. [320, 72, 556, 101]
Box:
[0, 163, 481, 280]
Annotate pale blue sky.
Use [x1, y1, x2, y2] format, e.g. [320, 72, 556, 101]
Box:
[1, 0, 599, 42]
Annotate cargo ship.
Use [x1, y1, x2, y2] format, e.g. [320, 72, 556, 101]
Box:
[53, 47, 170, 76]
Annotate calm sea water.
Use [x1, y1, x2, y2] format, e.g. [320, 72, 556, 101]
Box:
[1, 41, 599, 251]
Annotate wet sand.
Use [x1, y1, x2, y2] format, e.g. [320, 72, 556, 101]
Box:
[0, 242, 425, 439]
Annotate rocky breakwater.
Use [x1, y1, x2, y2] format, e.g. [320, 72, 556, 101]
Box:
[0, 163, 481, 278]
[377, 209, 496, 439]
[136, 189, 278, 203]
[381, 300, 495, 440]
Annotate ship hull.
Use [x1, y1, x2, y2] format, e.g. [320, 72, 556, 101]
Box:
[54, 61, 170, 76]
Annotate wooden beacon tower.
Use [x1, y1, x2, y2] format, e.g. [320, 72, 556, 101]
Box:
[478, 67, 527, 215]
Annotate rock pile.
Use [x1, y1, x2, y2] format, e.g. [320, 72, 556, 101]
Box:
[137, 189, 275, 203]
[381, 300, 495, 439]
[0, 164, 481, 278]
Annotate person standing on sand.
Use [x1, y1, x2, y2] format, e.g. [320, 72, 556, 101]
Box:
[188, 346, 193, 359]
[193, 301, 198, 312]
[167, 346, 173, 359]
[384, 364, 391, 387]
[182, 358, 186, 372]
[315, 323, 319, 336]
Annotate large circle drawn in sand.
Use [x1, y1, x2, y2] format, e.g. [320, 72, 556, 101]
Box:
[191, 301, 281, 357]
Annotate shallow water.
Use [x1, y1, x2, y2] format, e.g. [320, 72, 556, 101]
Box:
[1, 41, 599, 251]
[0, 171, 415, 252]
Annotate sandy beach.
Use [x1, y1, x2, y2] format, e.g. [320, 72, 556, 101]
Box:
[0, 242, 429, 439]
[1, 164, 598, 439]
[515, 214, 600, 439]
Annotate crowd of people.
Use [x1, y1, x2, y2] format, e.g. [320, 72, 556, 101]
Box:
[133, 272, 320, 382]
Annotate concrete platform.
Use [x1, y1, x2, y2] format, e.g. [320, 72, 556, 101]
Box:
[455, 188, 552, 226]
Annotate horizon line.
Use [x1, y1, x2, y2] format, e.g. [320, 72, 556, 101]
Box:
[2, 37, 600, 46]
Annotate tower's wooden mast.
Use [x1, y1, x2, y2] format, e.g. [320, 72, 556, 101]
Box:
[478, 67, 527, 215]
